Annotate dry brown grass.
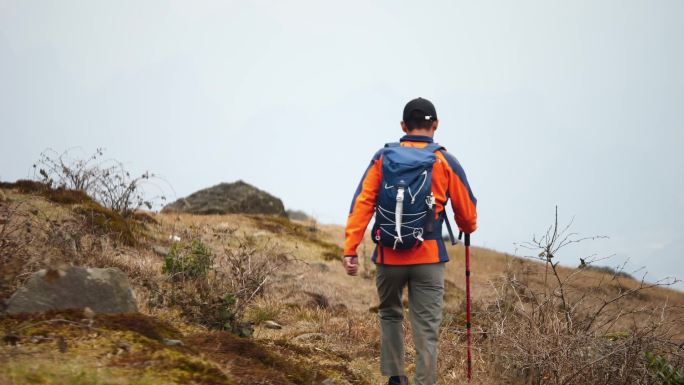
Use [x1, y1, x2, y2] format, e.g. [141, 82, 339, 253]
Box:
[256, 221, 684, 384]
[2, 187, 683, 384]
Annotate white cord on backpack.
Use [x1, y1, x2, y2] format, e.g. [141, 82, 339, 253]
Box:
[395, 187, 405, 244]
[408, 170, 428, 204]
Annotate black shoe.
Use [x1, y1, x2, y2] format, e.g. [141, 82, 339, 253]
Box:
[387, 376, 409, 385]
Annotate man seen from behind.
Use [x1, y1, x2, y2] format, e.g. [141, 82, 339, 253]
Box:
[343, 97, 478, 385]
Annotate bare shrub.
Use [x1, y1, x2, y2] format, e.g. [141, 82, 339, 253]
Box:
[0, 200, 33, 265]
[95, 167, 163, 218]
[33, 148, 167, 218]
[159, 235, 288, 336]
[481, 207, 682, 385]
[218, 237, 281, 319]
[34, 147, 104, 192]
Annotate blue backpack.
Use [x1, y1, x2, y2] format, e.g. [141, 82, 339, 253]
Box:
[372, 142, 455, 250]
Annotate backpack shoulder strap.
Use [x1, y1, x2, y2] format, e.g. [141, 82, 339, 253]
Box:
[423, 142, 445, 153]
[432, 144, 457, 244]
[372, 143, 399, 159]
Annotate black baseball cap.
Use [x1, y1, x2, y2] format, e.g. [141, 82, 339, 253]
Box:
[403, 97, 437, 122]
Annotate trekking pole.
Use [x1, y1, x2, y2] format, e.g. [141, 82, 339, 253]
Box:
[459, 231, 473, 382]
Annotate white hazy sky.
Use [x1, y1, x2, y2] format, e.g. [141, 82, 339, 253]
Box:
[1, 1, 682, 289]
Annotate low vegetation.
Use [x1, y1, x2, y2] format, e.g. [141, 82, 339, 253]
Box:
[0, 185, 366, 384]
[158, 235, 286, 335]
[163, 239, 214, 281]
[646, 352, 684, 385]
[2, 154, 683, 384]
[478, 209, 683, 385]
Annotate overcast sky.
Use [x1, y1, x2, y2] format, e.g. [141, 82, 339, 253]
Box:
[1, 1, 682, 289]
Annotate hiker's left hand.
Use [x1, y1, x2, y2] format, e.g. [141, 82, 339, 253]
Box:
[343, 256, 359, 276]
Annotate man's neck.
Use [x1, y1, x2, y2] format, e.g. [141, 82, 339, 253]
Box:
[405, 129, 434, 138]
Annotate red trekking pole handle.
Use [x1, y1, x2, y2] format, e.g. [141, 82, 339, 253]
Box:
[459, 231, 473, 382]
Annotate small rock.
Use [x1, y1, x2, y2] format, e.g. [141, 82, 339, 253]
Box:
[292, 332, 325, 342]
[163, 339, 184, 347]
[169, 235, 181, 242]
[153, 245, 170, 257]
[263, 320, 282, 330]
[117, 341, 131, 352]
[83, 307, 95, 320]
[30, 335, 52, 344]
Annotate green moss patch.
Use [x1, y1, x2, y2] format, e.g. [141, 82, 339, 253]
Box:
[110, 349, 234, 385]
[1, 311, 234, 385]
[2, 360, 162, 385]
[1, 311, 181, 342]
[96, 313, 182, 341]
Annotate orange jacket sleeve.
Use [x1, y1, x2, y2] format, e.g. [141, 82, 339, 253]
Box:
[442, 150, 478, 234]
[343, 151, 383, 256]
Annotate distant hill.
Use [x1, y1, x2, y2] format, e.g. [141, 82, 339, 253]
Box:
[286, 209, 314, 221]
[162, 180, 285, 216]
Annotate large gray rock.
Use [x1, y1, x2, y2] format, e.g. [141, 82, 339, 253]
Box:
[6, 266, 138, 314]
[162, 180, 285, 216]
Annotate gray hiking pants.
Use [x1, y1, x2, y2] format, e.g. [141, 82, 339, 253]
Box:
[376, 262, 445, 385]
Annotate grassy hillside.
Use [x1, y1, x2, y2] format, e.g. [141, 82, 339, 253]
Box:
[1, 184, 682, 385]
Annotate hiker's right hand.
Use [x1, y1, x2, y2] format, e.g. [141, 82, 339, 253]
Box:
[343, 256, 359, 276]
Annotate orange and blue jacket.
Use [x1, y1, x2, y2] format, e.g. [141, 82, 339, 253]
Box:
[344, 134, 477, 265]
